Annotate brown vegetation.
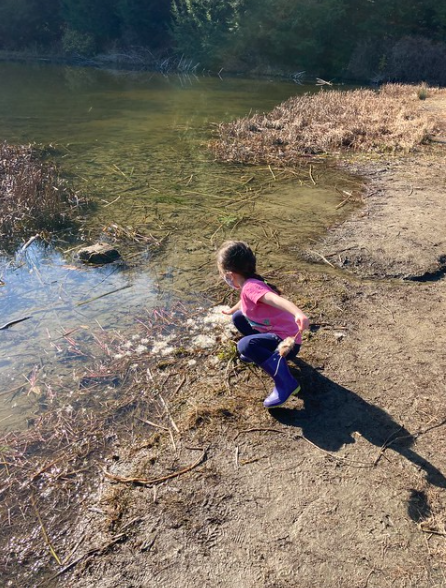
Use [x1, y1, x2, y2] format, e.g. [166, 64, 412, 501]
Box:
[0, 301, 248, 586]
[0, 143, 85, 247]
[210, 84, 441, 164]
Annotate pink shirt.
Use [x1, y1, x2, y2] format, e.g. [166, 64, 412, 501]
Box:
[240, 279, 302, 343]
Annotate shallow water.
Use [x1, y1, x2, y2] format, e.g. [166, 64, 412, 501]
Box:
[0, 62, 361, 430]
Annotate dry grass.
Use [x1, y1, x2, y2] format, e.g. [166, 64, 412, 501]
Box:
[0, 299, 244, 586]
[0, 142, 86, 246]
[210, 84, 443, 165]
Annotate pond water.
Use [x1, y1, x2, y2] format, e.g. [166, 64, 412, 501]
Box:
[0, 62, 361, 431]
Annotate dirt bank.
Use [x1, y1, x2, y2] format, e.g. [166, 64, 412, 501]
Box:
[4, 93, 446, 588]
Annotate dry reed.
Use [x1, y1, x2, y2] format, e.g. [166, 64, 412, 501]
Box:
[210, 84, 442, 165]
[0, 142, 86, 247]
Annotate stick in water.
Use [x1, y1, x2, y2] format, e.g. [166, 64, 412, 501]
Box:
[0, 316, 31, 330]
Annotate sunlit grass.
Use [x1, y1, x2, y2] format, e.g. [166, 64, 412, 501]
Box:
[211, 84, 442, 164]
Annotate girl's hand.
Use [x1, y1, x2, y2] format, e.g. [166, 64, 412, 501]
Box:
[294, 311, 310, 333]
[221, 301, 241, 315]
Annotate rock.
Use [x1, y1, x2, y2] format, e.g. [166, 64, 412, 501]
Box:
[78, 243, 120, 265]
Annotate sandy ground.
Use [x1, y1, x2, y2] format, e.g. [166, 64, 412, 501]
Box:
[7, 96, 446, 588]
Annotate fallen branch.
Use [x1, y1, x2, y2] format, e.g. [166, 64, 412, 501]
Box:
[101, 446, 208, 486]
[0, 316, 30, 330]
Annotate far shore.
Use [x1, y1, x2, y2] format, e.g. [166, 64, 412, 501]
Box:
[0, 50, 364, 83]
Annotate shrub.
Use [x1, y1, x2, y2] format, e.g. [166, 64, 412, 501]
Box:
[61, 28, 96, 56]
[385, 36, 446, 86]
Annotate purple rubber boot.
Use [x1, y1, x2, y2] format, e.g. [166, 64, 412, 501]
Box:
[260, 353, 301, 408]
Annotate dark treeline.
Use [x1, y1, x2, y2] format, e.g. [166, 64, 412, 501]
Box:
[1, 0, 446, 83]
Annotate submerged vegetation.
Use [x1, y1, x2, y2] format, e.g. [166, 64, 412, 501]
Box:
[211, 84, 440, 164]
[0, 143, 87, 249]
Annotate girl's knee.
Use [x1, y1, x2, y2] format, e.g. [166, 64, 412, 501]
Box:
[232, 310, 256, 336]
[231, 310, 244, 327]
[237, 337, 250, 357]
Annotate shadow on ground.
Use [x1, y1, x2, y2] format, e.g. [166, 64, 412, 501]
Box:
[270, 361, 446, 500]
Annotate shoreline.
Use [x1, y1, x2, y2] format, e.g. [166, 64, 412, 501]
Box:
[0, 51, 359, 83]
[3, 91, 446, 587]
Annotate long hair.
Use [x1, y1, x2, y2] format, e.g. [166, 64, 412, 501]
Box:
[216, 241, 280, 293]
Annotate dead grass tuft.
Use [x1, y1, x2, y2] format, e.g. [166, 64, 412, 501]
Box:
[0, 142, 86, 247]
[210, 84, 443, 165]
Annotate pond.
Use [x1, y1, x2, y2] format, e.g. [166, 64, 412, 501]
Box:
[0, 62, 361, 431]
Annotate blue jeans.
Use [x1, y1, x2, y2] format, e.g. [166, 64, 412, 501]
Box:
[232, 310, 300, 366]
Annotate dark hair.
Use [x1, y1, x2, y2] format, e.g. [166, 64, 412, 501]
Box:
[217, 240, 280, 293]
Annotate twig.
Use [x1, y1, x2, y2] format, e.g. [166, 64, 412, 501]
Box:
[362, 568, 376, 588]
[0, 316, 30, 330]
[30, 453, 71, 481]
[295, 434, 374, 468]
[157, 393, 180, 433]
[39, 531, 128, 585]
[135, 416, 169, 431]
[308, 250, 335, 268]
[0, 383, 26, 397]
[336, 195, 352, 209]
[236, 427, 284, 439]
[19, 234, 40, 254]
[102, 195, 121, 208]
[30, 494, 62, 565]
[173, 376, 187, 396]
[374, 426, 405, 466]
[101, 446, 208, 486]
[240, 455, 268, 466]
[76, 285, 132, 307]
[418, 524, 446, 537]
[309, 164, 316, 185]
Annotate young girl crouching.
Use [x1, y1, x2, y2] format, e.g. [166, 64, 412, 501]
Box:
[217, 240, 310, 408]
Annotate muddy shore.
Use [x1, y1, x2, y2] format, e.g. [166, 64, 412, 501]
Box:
[4, 93, 446, 588]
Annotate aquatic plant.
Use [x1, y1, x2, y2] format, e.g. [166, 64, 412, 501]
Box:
[0, 142, 87, 249]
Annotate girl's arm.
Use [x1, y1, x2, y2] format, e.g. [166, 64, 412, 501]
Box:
[259, 291, 310, 332]
[222, 299, 241, 315]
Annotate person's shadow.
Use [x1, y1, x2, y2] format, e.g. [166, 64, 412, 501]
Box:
[270, 361, 446, 520]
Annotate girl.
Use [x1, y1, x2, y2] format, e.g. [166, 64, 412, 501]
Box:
[217, 240, 310, 408]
